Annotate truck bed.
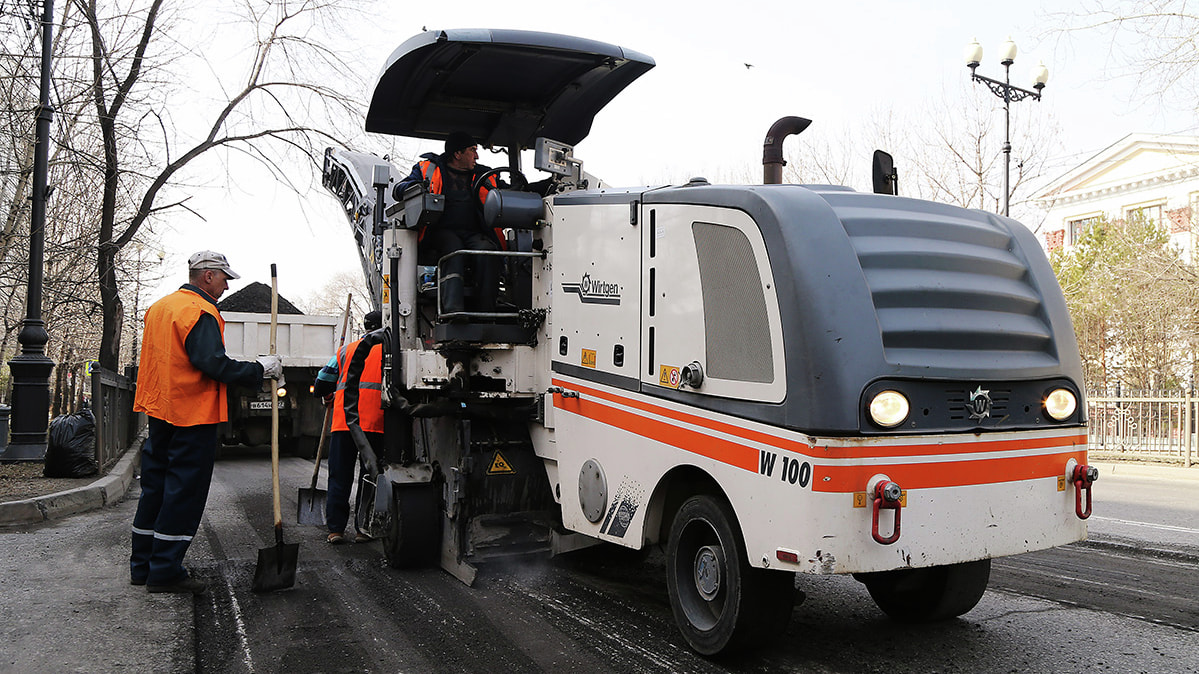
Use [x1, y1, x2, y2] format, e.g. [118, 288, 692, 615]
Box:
[221, 311, 339, 368]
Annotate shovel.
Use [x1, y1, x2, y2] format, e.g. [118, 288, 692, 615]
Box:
[297, 293, 353, 526]
[296, 411, 332, 526]
[253, 264, 299, 593]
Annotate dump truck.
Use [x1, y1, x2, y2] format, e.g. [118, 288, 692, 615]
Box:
[218, 284, 339, 458]
[320, 28, 1095, 654]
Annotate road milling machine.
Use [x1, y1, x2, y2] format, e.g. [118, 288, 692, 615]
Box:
[321, 28, 1096, 654]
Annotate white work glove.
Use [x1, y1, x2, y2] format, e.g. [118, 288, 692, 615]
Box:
[257, 355, 283, 381]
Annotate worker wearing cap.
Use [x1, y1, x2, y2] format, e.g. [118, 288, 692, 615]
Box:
[313, 310, 384, 544]
[130, 251, 283, 594]
[397, 132, 504, 318]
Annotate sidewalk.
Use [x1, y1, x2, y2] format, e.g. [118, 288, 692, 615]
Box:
[0, 447, 140, 527]
[1091, 460, 1199, 481]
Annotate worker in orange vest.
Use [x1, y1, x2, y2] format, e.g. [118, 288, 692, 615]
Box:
[397, 132, 504, 318]
[313, 310, 383, 544]
[131, 251, 281, 594]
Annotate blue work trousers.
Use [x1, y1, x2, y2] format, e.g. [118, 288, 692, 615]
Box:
[130, 417, 217, 585]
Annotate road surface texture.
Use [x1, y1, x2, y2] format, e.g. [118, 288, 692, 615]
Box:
[2, 451, 1196, 673]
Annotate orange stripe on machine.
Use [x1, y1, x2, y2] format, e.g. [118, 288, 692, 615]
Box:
[551, 378, 1088, 492]
[811, 450, 1087, 493]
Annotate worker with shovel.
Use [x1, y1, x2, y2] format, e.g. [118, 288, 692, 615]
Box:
[313, 310, 384, 545]
[131, 251, 282, 594]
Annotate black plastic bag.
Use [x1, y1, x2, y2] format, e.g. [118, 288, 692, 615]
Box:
[44, 409, 98, 478]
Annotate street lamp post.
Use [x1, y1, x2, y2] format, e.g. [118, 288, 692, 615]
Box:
[3, 0, 56, 462]
[966, 37, 1049, 217]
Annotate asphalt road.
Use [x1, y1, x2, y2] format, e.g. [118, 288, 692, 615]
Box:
[189, 450, 1199, 673]
[3, 451, 1197, 673]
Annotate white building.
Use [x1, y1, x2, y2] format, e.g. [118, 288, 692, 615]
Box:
[1035, 134, 1199, 260]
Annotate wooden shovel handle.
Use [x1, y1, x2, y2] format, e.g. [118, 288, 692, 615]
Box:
[270, 264, 282, 528]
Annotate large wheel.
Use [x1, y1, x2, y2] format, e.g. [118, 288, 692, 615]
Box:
[855, 558, 991, 622]
[382, 482, 441, 569]
[666, 494, 795, 655]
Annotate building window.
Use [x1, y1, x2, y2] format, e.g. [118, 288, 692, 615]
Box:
[1067, 215, 1102, 245]
[1126, 203, 1164, 227]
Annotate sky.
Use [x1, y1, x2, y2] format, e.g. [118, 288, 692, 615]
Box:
[145, 0, 1198, 311]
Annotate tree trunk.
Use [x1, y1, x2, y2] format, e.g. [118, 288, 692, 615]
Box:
[98, 242, 123, 370]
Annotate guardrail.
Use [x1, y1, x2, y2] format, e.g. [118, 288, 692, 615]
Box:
[1087, 393, 1195, 467]
[91, 367, 143, 472]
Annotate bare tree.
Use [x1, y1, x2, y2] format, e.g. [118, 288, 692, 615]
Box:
[1049, 1, 1199, 114]
[296, 270, 369, 328]
[75, 0, 366, 370]
[866, 84, 1061, 226]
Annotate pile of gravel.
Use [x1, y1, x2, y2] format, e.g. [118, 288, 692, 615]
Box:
[218, 282, 303, 314]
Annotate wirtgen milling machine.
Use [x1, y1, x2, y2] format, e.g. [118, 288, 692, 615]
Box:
[322, 29, 1094, 654]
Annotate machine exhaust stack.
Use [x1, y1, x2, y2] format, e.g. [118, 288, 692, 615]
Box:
[762, 116, 812, 184]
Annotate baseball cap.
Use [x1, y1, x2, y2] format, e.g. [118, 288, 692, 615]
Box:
[188, 250, 241, 279]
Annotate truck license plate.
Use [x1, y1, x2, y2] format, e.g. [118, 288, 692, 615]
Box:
[248, 401, 273, 410]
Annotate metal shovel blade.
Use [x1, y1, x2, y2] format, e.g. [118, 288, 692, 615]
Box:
[252, 527, 299, 593]
[297, 487, 327, 527]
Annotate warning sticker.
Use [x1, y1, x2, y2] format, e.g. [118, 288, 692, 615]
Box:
[659, 365, 681, 389]
[581, 348, 597, 368]
[487, 451, 516, 475]
[382, 274, 390, 303]
[853, 491, 907, 508]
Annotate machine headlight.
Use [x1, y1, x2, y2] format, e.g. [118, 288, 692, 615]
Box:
[869, 390, 910, 428]
[1044, 388, 1076, 421]
[276, 387, 288, 398]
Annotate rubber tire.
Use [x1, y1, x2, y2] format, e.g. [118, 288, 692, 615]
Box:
[382, 482, 441, 569]
[856, 558, 991, 622]
[666, 494, 795, 655]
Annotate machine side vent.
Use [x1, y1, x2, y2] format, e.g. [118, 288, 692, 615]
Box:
[692, 221, 773, 383]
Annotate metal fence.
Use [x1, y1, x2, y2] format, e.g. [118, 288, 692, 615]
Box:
[91, 366, 143, 472]
[1087, 393, 1195, 467]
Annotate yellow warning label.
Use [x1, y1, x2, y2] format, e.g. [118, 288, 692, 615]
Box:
[581, 348, 597, 368]
[853, 491, 907, 507]
[382, 275, 390, 303]
[659, 365, 681, 389]
[1057, 476, 1066, 492]
[487, 451, 516, 475]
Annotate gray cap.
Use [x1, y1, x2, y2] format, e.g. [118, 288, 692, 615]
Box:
[188, 250, 240, 279]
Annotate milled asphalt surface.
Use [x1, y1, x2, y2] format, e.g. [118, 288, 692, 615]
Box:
[0, 455, 1196, 673]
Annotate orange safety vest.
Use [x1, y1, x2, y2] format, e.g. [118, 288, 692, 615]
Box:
[417, 160, 507, 249]
[331, 338, 385, 434]
[133, 288, 228, 426]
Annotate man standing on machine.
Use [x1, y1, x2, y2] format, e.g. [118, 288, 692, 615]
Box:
[397, 132, 504, 318]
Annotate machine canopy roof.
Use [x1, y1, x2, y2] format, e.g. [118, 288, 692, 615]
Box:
[366, 29, 655, 149]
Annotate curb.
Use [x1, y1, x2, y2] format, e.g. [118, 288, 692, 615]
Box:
[0, 445, 140, 527]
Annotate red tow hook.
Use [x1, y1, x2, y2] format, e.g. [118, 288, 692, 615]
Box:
[1072, 464, 1099, 520]
[871, 480, 903, 545]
